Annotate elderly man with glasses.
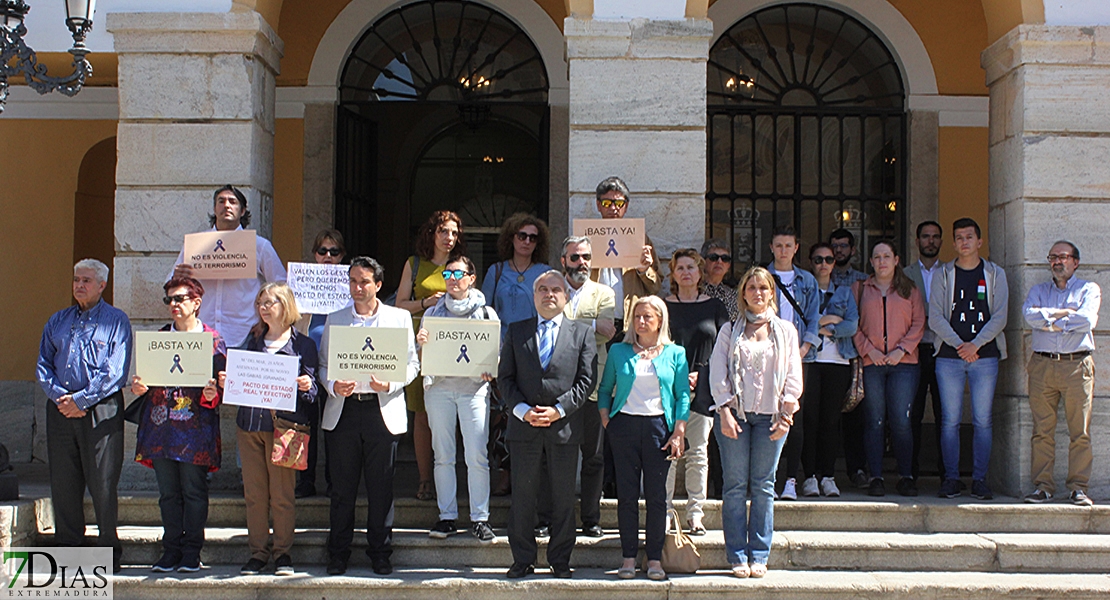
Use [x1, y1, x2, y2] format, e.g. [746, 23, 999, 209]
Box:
[1022, 241, 1100, 506]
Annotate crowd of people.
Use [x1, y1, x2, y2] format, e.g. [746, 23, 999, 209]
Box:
[36, 179, 1099, 580]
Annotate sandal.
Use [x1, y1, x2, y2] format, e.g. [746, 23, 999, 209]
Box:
[687, 519, 707, 536]
[749, 563, 767, 578]
[416, 480, 436, 501]
[730, 563, 750, 578]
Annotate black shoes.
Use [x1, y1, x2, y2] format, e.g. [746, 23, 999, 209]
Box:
[581, 523, 604, 538]
[177, 555, 201, 573]
[551, 564, 572, 579]
[896, 477, 918, 497]
[868, 477, 885, 497]
[274, 554, 294, 576]
[938, 478, 962, 498]
[1023, 488, 1051, 503]
[970, 479, 993, 500]
[240, 558, 266, 575]
[150, 552, 180, 573]
[534, 524, 550, 538]
[471, 521, 496, 544]
[506, 563, 534, 579]
[326, 556, 347, 575]
[371, 557, 393, 575]
[429, 519, 458, 539]
[1070, 490, 1094, 506]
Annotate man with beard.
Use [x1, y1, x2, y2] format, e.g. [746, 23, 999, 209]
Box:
[536, 237, 615, 538]
[905, 221, 944, 480]
[1022, 241, 1099, 506]
[828, 228, 869, 289]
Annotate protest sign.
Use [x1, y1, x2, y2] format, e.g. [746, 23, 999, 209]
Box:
[134, 331, 213, 387]
[420, 317, 500, 378]
[572, 218, 645, 269]
[222, 349, 300, 411]
[287, 262, 351, 314]
[327, 326, 411, 383]
[182, 229, 257, 279]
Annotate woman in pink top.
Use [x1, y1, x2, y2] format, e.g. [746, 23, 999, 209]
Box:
[852, 240, 925, 498]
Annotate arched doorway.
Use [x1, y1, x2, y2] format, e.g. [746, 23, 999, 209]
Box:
[74, 137, 117, 303]
[707, 3, 907, 274]
[335, 0, 549, 292]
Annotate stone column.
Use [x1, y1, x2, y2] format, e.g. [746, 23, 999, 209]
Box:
[107, 12, 283, 490]
[565, 18, 713, 259]
[983, 26, 1110, 500]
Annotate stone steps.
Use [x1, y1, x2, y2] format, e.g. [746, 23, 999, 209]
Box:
[108, 567, 1110, 600]
[49, 526, 1110, 573]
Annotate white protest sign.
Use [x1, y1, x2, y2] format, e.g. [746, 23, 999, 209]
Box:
[182, 229, 257, 279]
[287, 262, 351, 315]
[572, 218, 645, 269]
[327, 326, 411, 383]
[420, 317, 500, 378]
[222, 349, 300, 411]
[134, 331, 213, 387]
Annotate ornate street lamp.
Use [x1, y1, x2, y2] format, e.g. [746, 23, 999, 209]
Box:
[0, 0, 96, 114]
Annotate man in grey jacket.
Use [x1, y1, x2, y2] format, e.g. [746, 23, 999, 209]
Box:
[929, 218, 1007, 500]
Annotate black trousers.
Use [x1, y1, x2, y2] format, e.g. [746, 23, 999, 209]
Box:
[325, 397, 399, 561]
[802, 362, 852, 479]
[842, 396, 867, 478]
[607, 413, 669, 561]
[152, 458, 209, 561]
[911, 345, 943, 479]
[46, 392, 124, 562]
[778, 363, 809, 483]
[508, 434, 579, 567]
[298, 387, 330, 493]
[537, 401, 604, 527]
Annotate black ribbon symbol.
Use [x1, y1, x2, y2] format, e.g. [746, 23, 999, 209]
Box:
[213, 239, 227, 252]
[606, 239, 618, 256]
[362, 337, 374, 351]
[169, 354, 184, 373]
[457, 344, 470, 363]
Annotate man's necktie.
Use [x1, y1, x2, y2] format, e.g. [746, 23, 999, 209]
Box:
[539, 320, 555, 369]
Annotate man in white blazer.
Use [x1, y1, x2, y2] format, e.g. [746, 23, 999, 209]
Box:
[318, 256, 419, 576]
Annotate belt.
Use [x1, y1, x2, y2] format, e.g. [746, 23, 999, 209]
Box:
[352, 392, 379, 402]
[1035, 351, 1091, 361]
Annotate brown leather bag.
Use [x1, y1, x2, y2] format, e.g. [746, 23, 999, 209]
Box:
[657, 508, 701, 573]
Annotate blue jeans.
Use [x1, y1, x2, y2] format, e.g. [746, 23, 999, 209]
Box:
[425, 383, 491, 522]
[935, 357, 999, 481]
[862, 363, 919, 479]
[716, 411, 786, 566]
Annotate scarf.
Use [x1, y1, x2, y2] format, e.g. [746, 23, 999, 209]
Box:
[727, 309, 791, 421]
[425, 288, 487, 319]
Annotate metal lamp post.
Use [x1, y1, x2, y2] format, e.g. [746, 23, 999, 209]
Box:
[0, 0, 96, 113]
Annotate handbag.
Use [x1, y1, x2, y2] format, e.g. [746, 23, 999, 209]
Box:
[842, 357, 865, 412]
[653, 508, 701, 573]
[270, 410, 310, 470]
[123, 394, 146, 425]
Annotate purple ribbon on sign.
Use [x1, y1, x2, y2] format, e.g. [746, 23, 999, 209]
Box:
[456, 345, 470, 363]
[606, 239, 618, 256]
[169, 354, 184, 373]
[213, 239, 227, 252]
[362, 337, 374, 351]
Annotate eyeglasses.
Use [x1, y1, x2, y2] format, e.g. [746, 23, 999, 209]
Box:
[162, 294, 193, 305]
[316, 247, 342, 257]
[441, 270, 472, 280]
[811, 256, 836, 265]
[256, 299, 280, 309]
[599, 198, 628, 210]
[567, 253, 592, 262]
[705, 253, 732, 263]
[515, 231, 539, 243]
[1047, 254, 1075, 262]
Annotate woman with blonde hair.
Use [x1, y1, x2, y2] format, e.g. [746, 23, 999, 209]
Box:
[709, 267, 803, 578]
[219, 282, 318, 576]
[598, 295, 690, 580]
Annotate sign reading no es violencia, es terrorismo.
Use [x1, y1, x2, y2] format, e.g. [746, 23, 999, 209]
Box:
[183, 230, 257, 279]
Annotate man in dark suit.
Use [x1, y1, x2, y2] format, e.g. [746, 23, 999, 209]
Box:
[499, 270, 598, 579]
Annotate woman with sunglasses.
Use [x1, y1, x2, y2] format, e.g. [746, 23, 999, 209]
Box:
[292, 229, 346, 498]
[415, 257, 499, 544]
[663, 249, 729, 535]
[797, 243, 859, 498]
[481, 213, 550, 340]
[700, 238, 739, 321]
[132, 277, 225, 573]
[396, 211, 467, 501]
[219, 282, 318, 576]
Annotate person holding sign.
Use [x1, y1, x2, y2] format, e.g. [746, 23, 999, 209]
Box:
[169, 185, 286, 347]
[36, 259, 132, 574]
[131, 277, 226, 573]
[590, 177, 661, 338]
[598, 296, 690, 581]
[395, 211, 467, 502]
[500, 271, 597, 580]
[319, 257, 419, 576]
[414, 256, 499, 544]
[219, 283, 318, 577]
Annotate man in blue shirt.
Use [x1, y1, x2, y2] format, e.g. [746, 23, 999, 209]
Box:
[36, 259, 132, 572]
[1022, 241, 1100, 506]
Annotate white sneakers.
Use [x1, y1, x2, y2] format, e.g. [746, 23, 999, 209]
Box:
[789, 475, 840, 498]
[820, 477, 841, 497]
[780, 478, 798, 500]
[801, 476, 821, 497]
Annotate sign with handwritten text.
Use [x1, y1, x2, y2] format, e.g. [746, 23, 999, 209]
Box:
[182, 229, 257, 279]
[420, 317, 500, 378]
[572, 218, 645, 269]
[327, 326, 411, 383]
[134, 331, 213, 387]
[287, 262, 351, 314]
[222, 349, 300, 411]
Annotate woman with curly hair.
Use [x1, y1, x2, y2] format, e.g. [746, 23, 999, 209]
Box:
[481, 213, 550, 339]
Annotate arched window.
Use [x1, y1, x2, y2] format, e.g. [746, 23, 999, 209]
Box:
[707, 3, 906, 272]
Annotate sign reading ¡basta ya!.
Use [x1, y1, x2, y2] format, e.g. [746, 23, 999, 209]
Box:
[182, 229, 257, 279]
[420, 317, 500, 378]
[327, 326, 411, 383]
[572, 218, 645, 269]
[134, 331, 213, 388]
[221, 349, 300, 411]
[287, 262, 351, 315]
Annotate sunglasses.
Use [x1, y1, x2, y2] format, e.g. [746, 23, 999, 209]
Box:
[162, 294, 193, 305]
[599, 199, 628, 210]
[515, 231, 539, 243]
[705, 253, 732, 263]
[316, 247, 342, 257]
[442, 270, 472, 280]
[567, 253, 592, 262]
[811, 256, 836, 265]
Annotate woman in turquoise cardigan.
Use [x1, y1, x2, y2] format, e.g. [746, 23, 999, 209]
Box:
[598, 295, 690, 581]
